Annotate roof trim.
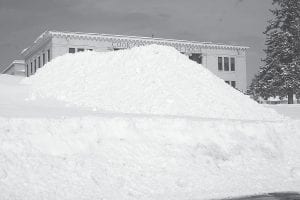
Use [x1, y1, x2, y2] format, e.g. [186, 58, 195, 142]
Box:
[21, 30, 250, 57]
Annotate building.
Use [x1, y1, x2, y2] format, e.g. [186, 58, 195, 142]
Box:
[12, 31, 249, 92]
[2, 60, 25, 76]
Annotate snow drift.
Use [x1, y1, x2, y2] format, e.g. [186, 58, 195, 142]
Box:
[25, 45, 282, 121]
[1, 61, 300, 199]
[0, 117, 300, 200]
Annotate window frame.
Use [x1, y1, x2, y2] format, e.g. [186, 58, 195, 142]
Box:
[230, 57, 235, 71]
[231, 81, 236, 88]
[189, 53, 202, 64]
[26, 64, 29, 77]
[224, 57, 229, 71]
[47, 49, 51, 62]
[34, 59, 36, 73]
[43, 53, 46, 66]
[69, 48, 76, 53]
[38, 56, 41, 68]
[218, 57, 223, 71]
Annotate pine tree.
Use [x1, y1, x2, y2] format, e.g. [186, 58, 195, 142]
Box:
[250, 0, 300, 104]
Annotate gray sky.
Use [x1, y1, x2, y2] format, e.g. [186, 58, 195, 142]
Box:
[0, 0, 273, 85]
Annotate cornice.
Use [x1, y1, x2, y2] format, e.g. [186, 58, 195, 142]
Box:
[21, 30, 249, 58]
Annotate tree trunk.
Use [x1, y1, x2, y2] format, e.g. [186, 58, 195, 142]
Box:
[288, 89, 294, 104]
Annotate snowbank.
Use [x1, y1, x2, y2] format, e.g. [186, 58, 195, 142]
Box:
[24, 45, 283, 121]
[0, 117, 300, 200]
[1, 65, 300, 200]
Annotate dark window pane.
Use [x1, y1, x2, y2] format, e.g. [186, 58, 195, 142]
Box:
[30, 62, 33, 74]
[26, 64, 29, 77]
[47, 49, 51, 61]
[231, 81, 236, 88]
[77, 48, 84, 52]
[38, 56, 41, 68]
[189, 53, 202, 64]
[218, 57, 223, 71]
[69, 48, 76, 53]
[230, 57, 235, 71]
[34, 59, 36, 72]
[88, 49, 93, 51]
[43, 53, 46, 65]
[225, 81, 230, 84]
[224, 57, 229, 71]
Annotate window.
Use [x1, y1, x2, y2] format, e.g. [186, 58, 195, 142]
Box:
[34, 59, 37, 73]
[88, 49, 93, 51]
[218, 57, 223, 71]
[189, 53, 202, 64]
[69, 48, 76, 53]
[225, 81, 230, 85]
[230, 57, 235, 71]
[43, 53, 46, 66]
[26, 64, 29, 77]
[231, 81, 236, 88]
[77, 48, 84, 52]
[30, 62, 33, 75]
[38, 56, 41, 68]
[224, 57, 229, 71]
[47, 49, 51, 62]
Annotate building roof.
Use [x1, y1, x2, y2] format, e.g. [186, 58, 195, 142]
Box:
[21, 30, 250, 57]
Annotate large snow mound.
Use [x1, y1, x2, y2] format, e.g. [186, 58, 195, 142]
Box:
[25, 45, 282, 120]
[1, 117, 300, 200]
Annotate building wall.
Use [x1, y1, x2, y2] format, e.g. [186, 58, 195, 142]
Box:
[52, 37, 112, 58]
[22, 32, 248, 92]
[204, 48, 247, 92]
[24, 39, 52, 77]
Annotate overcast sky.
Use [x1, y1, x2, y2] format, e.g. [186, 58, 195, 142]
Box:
[0, 0, 273, 85]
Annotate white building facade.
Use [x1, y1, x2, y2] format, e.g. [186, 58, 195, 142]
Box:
[20, 31, 249, 92]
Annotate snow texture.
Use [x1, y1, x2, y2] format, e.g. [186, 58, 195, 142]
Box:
[0, 44, 299, 200]
[24, 45, 283, 121]
[0, 116, 300, 200]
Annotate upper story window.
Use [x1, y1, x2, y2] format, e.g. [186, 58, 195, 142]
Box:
[77, 48, 84, 52]
[69, 48, 76, 53]
[218, 57, 223, 71]
[189, 53, 202, 64]
[224, 57, 229, 71]
[230, 57, 235, 71]
[218, 56, 236, 72]
[47, 49, 51, 62]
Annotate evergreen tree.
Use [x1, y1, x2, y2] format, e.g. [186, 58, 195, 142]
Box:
[250, 0, 300, 104]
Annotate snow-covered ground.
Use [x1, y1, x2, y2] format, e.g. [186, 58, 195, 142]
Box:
[0, 45, 300, 200]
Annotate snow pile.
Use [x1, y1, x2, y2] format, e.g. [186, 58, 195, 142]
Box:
[25, 45, 282, 120]
[1, 71, 300, 200]
[0, 117, 300, 200]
